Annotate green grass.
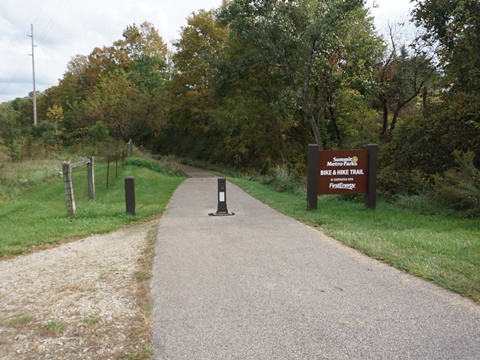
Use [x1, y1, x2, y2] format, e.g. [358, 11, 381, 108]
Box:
[81, 317, 100, 325]
[0, 161, 186, 257]
[125, 347, 154, 360]
[40, 320, 66, 336]
[0, 158, 64, 200]
[2, 314, 34, 328]
[227, 176, 480, 303]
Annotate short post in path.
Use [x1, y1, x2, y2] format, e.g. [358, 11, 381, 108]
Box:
[209, 178, 235, 216]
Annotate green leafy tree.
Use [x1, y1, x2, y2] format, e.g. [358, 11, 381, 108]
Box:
[130, 54, 167, 94]
[412, 0, 480, 93]
[0, 102, 22, 160]
[88, 120, 110, 147]
[86, 69, 142, 140]
[169, 10, 228, 131]
[219, 0, 373, 150]
[85, 68, 166, 143]
[55, 55, 93, 104]
[376, 31, 435, 141]
[10, 97, 34, 134]
[114, 22, 168, 66]
[211, 23, 297, 168]
[51, 22, 168, 145]
[161, 10, 229, 160]
[394, 0, 480, 179]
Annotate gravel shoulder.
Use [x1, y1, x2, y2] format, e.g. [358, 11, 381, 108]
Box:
[0, 220, 156, 360]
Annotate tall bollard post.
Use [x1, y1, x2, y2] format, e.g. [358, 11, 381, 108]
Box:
[125, 176, 136, 215]
[217, 178, 228, 214]
[209, 178, 235, 216]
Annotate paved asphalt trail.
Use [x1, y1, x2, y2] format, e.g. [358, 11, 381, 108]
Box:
[151, 167, 480, 359]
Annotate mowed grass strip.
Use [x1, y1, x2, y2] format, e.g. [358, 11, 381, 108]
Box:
[0, 162, 186, 257]
[228, 177, 480, 303]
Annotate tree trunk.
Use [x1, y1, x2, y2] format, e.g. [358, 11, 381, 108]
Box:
[307, 111, 324, 150]
[329, 105, 342, 148]
[380, 95, 389, 138]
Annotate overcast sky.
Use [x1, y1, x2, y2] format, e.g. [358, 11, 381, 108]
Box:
[0, 0, 413, 103]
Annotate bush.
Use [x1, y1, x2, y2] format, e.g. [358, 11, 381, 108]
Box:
[248, 165, 305, 195]
[31, 121, 59, 146]
[432, 151, 480, 217]
[377, 166, 428, 199]
[89, 121, 109, 144]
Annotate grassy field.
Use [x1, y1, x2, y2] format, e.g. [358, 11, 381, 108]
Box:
[227, 176, 480, 303]
[0, 159, 186, 257]
[0, 158, 64, 200]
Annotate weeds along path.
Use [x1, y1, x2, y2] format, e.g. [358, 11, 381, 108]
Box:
[0, 220, 156, 360]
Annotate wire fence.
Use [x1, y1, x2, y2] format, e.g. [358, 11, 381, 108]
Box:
[106, 150, 126, 190]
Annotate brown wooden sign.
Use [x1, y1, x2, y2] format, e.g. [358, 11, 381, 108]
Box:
[307, 144, 378, 210]
[318, 150, 369, 194]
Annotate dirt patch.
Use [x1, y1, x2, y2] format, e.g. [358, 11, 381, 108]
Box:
[0, 221, 157, 360]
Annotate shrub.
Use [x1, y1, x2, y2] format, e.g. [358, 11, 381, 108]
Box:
[377, 166, 428, 199]
[432, 151, 480, 217]
[88, 121, 109, 144]
[250, 165, 305, 195]
[31, 121, 59, 146]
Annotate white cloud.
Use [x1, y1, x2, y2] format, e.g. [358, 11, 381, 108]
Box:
[367, 0, 413, 32]
[0, 0, 410, 102]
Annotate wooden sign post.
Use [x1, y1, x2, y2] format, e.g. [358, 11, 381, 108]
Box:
[307, 145, 378, 210]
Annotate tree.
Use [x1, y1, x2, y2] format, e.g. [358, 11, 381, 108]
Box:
[159, 10, 230, 160]
[169, 10, 228, 131]
[85, 67, 166, 144]
[407, 0, 480, 169]
[52, 22, 168, 145]
[130, 54, 167, 94]
[412, 0, 480, 93]
[0, 102, 22, 160]
[114, 22, 167, 66]
[219, 0, 373, 150]
[46, 104, 64, 123]
[376, 25, 435, 141]
[213, 38, 290, 167]
[10, 97, 34, 135]
[85, 69, 142, 140]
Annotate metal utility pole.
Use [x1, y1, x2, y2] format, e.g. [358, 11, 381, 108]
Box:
[28, 24, 37, 126]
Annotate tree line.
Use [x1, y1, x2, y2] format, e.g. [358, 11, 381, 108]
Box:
[1, 0, 479, 216]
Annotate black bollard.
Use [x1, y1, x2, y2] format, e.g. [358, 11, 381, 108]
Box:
[209, 178, 234, 216]
[217, 178, 228, 214]
[125, 176, 136, 215]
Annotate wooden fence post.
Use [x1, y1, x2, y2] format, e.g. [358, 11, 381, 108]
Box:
[87, 157, 95, 200]
[63, 158, 95, 215]
[63, 162, 76, 215]
[127, 139, 132, 157]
